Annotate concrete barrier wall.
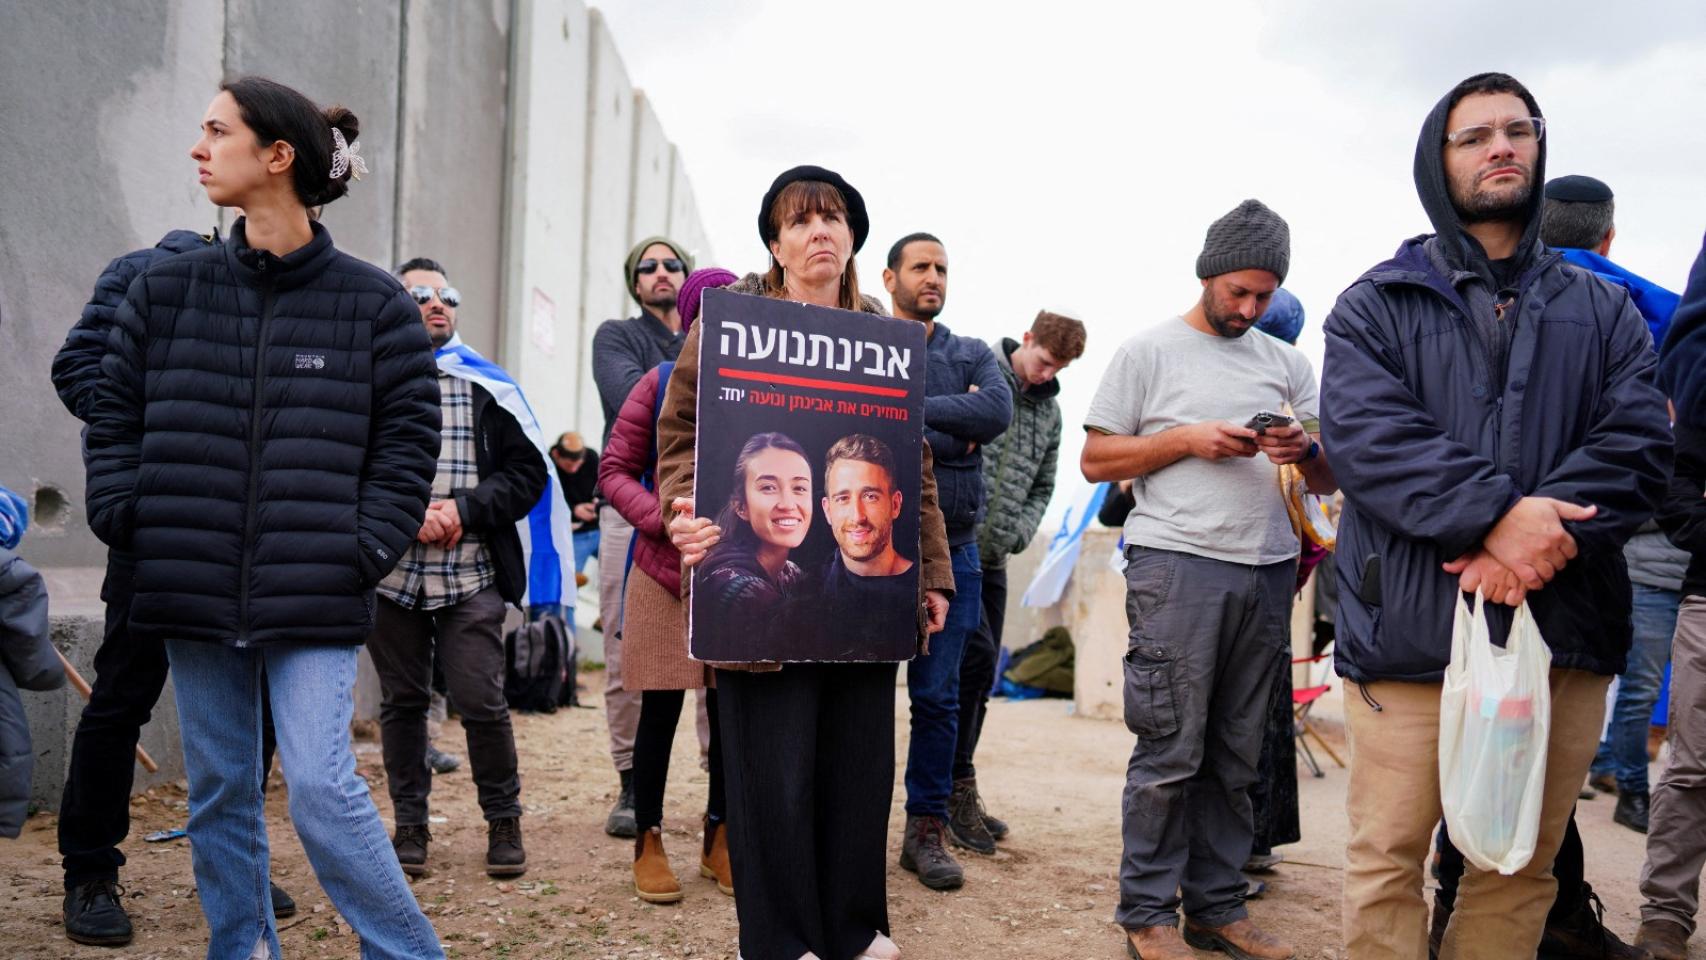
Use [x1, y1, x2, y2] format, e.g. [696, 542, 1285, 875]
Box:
[500, 0, 593, 439]
[574, 9, 637, 440]
[2, 0, 717, 784]
[396, 0, 513, 360]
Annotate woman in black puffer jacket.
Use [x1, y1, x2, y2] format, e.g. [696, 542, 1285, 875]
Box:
[83, 77, 443, 960]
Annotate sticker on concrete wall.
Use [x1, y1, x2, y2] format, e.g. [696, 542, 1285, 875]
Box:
[530, 287, 556, 356]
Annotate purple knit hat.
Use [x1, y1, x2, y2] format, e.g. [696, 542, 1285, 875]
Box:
[678, 267, 740, 334]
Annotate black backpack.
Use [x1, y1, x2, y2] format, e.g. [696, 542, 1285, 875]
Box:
[503, 613, 574, 713]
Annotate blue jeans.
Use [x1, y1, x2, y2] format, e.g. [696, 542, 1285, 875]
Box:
[167, 640, 442, 960]
[572, 528, 600, 574]
[1592, 584, 1679, 794]
[905, 541, 982, 818]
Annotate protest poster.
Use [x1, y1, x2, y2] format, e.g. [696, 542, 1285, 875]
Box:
[689, 288, 927, 663]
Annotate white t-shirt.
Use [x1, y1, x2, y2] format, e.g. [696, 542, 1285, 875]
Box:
[1084, 316, 1320, 566]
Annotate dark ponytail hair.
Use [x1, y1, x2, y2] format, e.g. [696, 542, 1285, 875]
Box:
[221, 76, 361, 209]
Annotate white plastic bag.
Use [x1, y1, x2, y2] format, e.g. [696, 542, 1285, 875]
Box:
[1438, 592, 1552, 875]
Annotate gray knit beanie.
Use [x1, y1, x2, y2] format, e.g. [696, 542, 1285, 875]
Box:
[1195, 199, 1290, 284]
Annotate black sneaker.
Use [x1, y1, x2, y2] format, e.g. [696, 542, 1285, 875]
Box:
[899, 815, 964, 890]
[486, 817, 527, 877]
[64, 878, 132, 947]
[393, 823, 431, 877]
[946, 779, 997, 855]
[270, 882, 296, 919]
[1538, 883, 1648, 959]
[1613, 791, 1650, 834]
[605, 769, 637, 838]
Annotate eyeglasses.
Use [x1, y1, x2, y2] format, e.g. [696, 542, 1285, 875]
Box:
[635, 258, 684, 276]
[408, 285, 461, 308]
[553, 446, 585, 460]
[1445, 117, 1545, 152]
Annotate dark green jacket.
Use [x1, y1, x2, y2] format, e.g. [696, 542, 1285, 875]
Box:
[975, 338, 1061, 568]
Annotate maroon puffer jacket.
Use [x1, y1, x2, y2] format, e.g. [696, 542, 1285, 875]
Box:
[597, 366, 681, 596]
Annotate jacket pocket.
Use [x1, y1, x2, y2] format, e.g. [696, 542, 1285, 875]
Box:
[1123, 643, 1179, 739]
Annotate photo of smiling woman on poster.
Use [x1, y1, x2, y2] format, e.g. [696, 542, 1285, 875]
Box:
[694, 432, 814, 650]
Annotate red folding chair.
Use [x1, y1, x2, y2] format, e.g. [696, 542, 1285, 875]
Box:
[1292, 650, 1345, 778]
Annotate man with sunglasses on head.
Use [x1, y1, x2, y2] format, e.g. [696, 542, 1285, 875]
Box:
[1322, 73, 1670, 959]
[590, 236, 693, 838]
[368, 257, 547, 879]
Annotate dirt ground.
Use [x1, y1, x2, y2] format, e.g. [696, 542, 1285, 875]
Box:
[0, 675, 1684, 959]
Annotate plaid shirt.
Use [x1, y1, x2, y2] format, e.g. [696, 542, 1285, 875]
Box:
[378, 372, 495, 610]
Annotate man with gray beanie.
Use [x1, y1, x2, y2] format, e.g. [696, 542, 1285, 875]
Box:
[590, 235, 692, 837]
[1082, 198, 1332, 960]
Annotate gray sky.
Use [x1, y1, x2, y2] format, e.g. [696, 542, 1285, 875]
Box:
[601, 0, 1706, 522]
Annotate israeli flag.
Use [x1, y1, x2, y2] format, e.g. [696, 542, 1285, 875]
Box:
[1021, 481, 1110, 609]
[433, 335, 575, 612]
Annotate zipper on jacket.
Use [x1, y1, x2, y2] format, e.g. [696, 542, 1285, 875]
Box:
[237, 287, 276, 645]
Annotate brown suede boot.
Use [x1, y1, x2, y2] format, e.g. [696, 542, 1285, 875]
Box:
[1183, 917, 1295, 959]
[1125, 924, 1195, 960]
[1635, 918, 1689, 960]
[633, 827, 683, 904]
[699, 816, 733, 896]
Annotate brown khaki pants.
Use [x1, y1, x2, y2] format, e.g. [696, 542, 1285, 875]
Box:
[1342, 669, 1609, 960]
[1640, 595, 1706, 934]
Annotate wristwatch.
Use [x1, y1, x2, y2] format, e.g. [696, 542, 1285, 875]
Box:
[1302, 440, 1321, 462]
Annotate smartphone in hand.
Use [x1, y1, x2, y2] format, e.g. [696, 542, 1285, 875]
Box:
[1244, 411, 1295, 435]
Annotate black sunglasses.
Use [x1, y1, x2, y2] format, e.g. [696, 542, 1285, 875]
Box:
[408, 285, 461, 308]
[634, 258, 684, 276]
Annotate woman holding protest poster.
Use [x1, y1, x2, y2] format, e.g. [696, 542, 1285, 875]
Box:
[657, 166, 953, 960]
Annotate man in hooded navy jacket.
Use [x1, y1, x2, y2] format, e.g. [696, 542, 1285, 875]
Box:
[1322, 73, 1671, 960]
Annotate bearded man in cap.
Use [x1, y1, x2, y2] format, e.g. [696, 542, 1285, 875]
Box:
[590, 236, 693, 837]
[1081, 198, 1333, 960]
[1322, 73, 1671, 960]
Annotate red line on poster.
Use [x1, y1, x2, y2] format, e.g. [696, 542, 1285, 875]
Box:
[716, 367, 908, 399]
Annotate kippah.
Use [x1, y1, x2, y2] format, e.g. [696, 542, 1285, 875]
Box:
[1544, 175, 1613, 203]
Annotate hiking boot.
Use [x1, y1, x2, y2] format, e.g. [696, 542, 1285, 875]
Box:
[699, 816, 734, 896]
[426, 745, 462, 774]
[1538, 883, 1647, 959]
[982, 809, 1009, 841]
[899, 815, 964, 890]
[64, 878, 132, 946]
[634, 827, 684, 903]
[394, 823, 431, 876]
[1183, 916, 1295, 959]
[1125, 923, 1195, 960]
[1614, 791, 1651, 834]
[1635, 917, 1689, 960]
[605, 768, 637, 838]
[1587, 772, 1618, 795]
[946, 778, 997, 855]
[270, 882, 296, 919]
[486, 817, 527, 877]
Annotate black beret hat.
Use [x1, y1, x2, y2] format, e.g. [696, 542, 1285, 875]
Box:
[1544, 175, 1614, 203]
[757, 165, 870, 254]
